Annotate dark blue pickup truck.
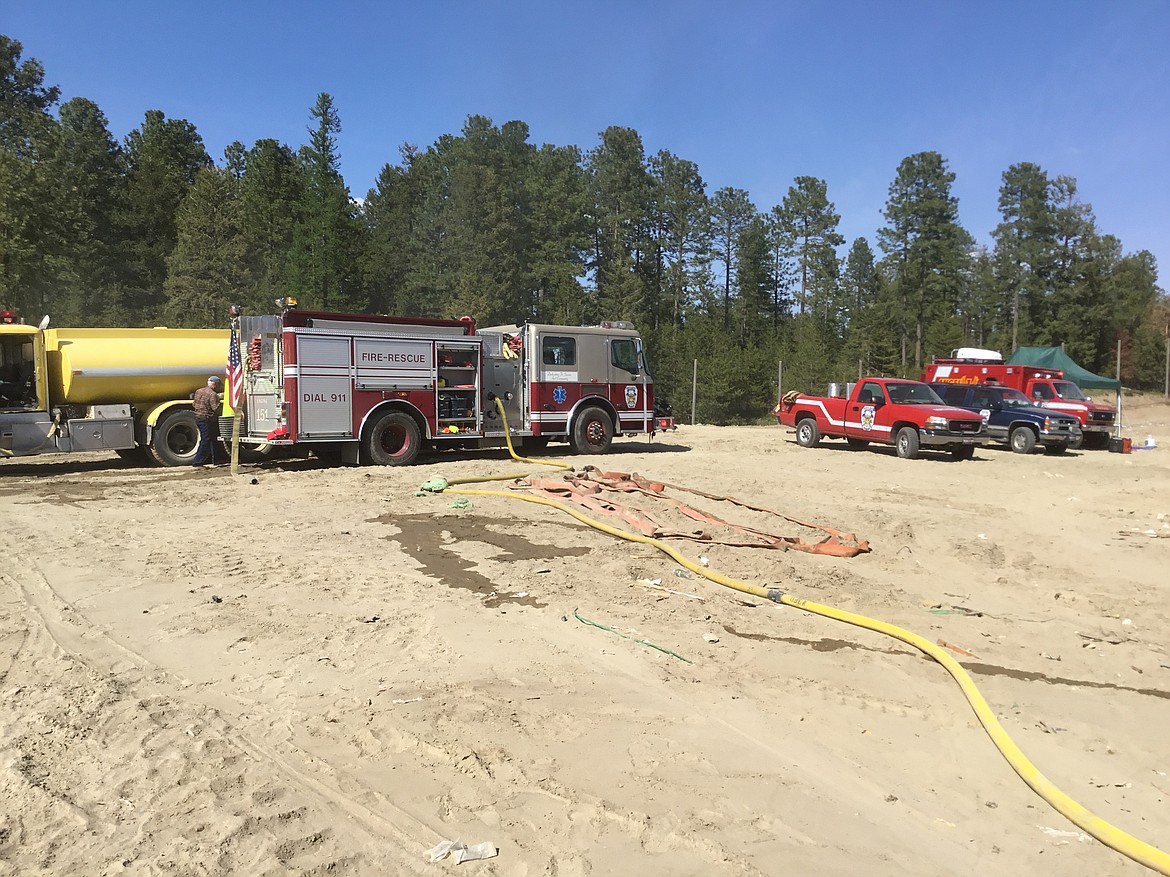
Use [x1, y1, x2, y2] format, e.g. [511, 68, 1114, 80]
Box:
[927, 383, 1082, 454]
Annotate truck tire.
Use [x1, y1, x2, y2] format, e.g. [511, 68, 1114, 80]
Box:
[571, 407, 614, 454]
[846, 437, 869, 450]
[146, 409, 200, 467]
[1009, 426, 1037, 454]
[1068, 434, 1084, 450]
[795, 418, 821, 448]
[894, 426, 920, 459]
[364, 411, 422, 466]
[236, 442, 276, 464]
[951, 445, 975, 461]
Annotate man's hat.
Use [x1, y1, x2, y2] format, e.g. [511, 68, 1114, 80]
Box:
[208, 375, 222, 384]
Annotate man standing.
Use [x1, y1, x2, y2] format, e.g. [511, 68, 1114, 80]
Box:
[192, 376, 222, 467]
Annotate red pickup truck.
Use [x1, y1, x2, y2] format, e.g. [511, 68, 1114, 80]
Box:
[774, 378, 988, 460]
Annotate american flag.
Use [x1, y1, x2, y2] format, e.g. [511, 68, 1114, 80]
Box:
[227, 321, 244, 410]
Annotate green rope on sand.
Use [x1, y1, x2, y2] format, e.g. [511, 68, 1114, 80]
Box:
[573, 609, 693, 664]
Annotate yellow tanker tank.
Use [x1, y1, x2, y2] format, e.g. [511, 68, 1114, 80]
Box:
[45, 328, 230, 406]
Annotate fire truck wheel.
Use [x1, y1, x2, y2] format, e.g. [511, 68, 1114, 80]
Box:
[365, 411, 422, 466]
[1009, 426, 1037, 454]
[146, 409, 200, 467]
[235, 442, 276, 463]
[894, 426, 920, 459]
[571, 407, 613, 454]
[795, 418, 821, 448]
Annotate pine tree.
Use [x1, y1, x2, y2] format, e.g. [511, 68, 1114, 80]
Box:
[163, 165, 249, 327]
[709, 187, 754, 330]
[763, 209, 796, 327]
[240, 138, 302, 313]
[992, 162, 1054, 350]
[525, 143, 590, 324]
[287, 93, 358, 312]
[0, 36, 59, 157]
[774, 176, 844, 318]
[587, 127, 654, 325]
[838, 237, 884, 374]
[114, 110, 211, 323]
[648, 149, 709, 328]
[441, 116, 532, 324]
[38, 98, 121, 323]
[733, 216, 772, 347]
[878, 152, 971, 372]
[0, 36, 60, 317]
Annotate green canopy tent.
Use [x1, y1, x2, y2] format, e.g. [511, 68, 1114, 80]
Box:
[1005, 346, 1119, 390]
[1007, 346, 1122, 435]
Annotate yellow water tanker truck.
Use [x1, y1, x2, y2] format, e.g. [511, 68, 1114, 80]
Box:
[1, 320, 229, 466]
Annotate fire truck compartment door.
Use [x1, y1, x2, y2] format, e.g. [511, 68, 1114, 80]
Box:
[245, 375, 281, 437]
[354, 337, 434, 389]
[296, 335, 353, 437]
[485, 357, 521, 431]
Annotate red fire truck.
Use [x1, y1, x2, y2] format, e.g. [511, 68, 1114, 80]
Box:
[921, 349, 1115, 448]
[226, 303, 673, 465]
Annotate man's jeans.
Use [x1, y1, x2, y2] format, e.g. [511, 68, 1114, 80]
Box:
[193, 418, 215, 465]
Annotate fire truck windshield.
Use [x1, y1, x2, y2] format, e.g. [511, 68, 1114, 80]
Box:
[1052, 381, 1087, 401]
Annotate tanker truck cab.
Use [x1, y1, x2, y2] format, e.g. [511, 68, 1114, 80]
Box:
[0, 325, 44, 411]
[1, 324, 54, 459]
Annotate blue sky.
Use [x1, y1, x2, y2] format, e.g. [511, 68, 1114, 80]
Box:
[6, 1, 1168, 281]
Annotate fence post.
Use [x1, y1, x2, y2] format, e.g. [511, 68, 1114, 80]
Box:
[691, 358, 697, 426]
[1116, 338, 1123, 436]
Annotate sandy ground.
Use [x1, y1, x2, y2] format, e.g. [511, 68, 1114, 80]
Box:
[1, 393, 1169, 877]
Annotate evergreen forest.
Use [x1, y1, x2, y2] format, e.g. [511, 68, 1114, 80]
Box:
[2, 37, 1166, 422]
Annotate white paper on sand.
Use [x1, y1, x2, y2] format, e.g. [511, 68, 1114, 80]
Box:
[426, 838, 499, 864]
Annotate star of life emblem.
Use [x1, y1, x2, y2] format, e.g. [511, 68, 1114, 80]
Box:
[553, 385, 567, 404]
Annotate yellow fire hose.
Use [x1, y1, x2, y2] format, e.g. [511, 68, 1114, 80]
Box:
[418, 399, 1170, 874]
